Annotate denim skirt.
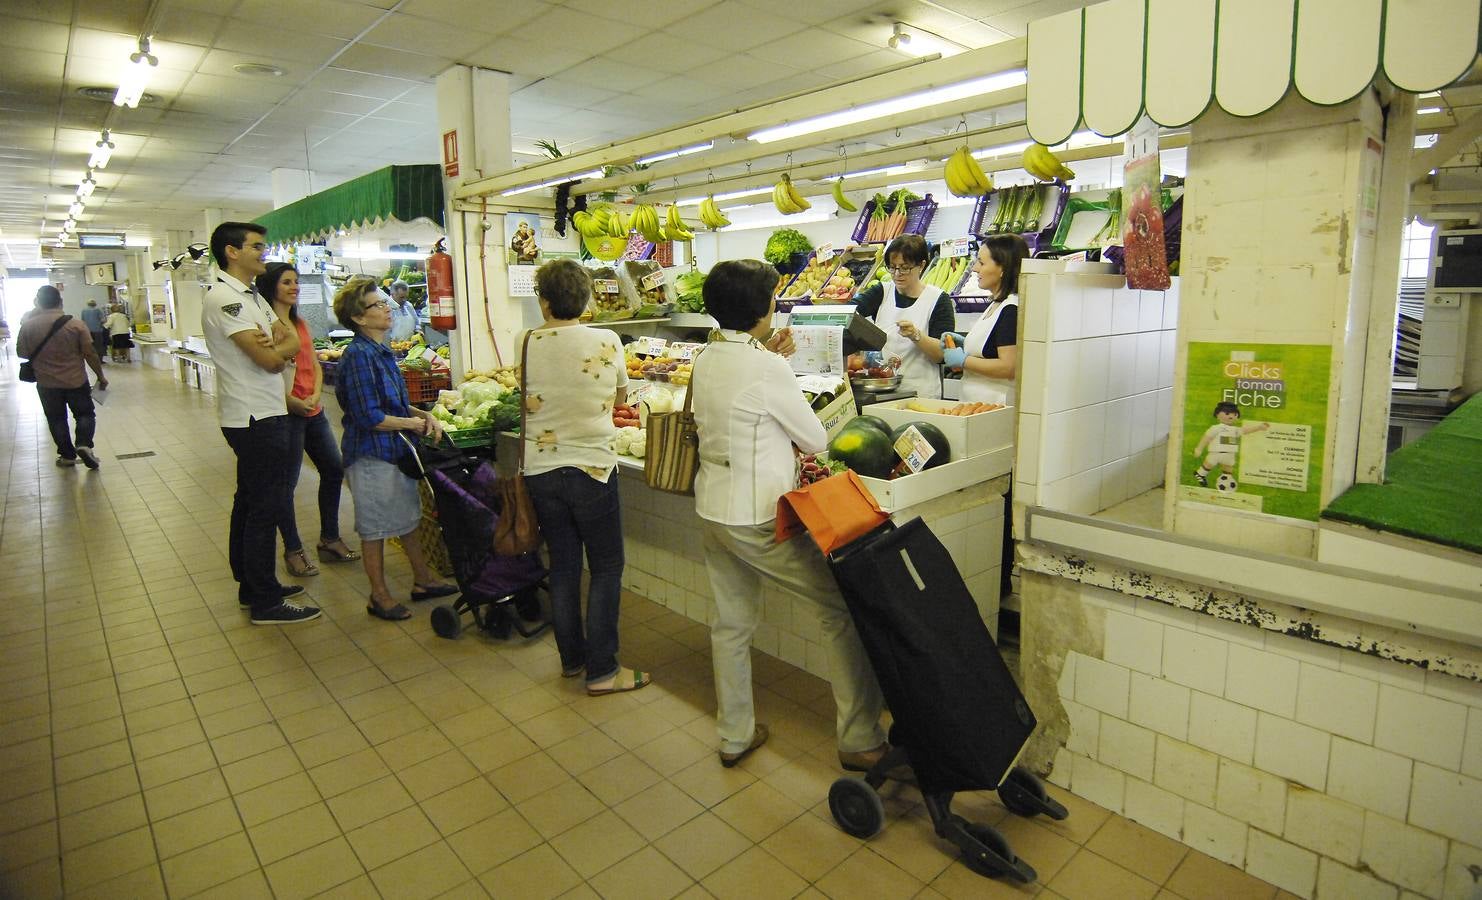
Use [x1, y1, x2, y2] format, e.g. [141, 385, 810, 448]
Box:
[346, 457, 420, 540]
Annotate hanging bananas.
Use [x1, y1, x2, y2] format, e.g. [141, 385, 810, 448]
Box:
[698, 195, 731, 230]
[944, 146, 993, 197]
[1023, 143, 1076, 182]
[628, 204, 665, 243]
[571, 210, 607, 239]
[831, 178, 858, 212]
[663, 204, 694, 242]
[772, 174, 812, 215]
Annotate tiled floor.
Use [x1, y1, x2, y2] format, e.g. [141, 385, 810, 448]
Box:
[0, 358, 1290, 899]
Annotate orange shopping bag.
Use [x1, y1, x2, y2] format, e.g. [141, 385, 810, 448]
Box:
[775, 470, 891, 555]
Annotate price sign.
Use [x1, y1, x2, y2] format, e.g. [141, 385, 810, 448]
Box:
[666, 341, 704, 360]
[634, 335, 668, 357]
[593, 279, 620, 295]
[893, 425, 937, 474]
[640, 270, 665, 292]
[942, 237, 972, 257]
[815, 243, 835, 260]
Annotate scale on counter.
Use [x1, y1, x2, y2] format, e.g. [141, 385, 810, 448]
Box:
[787, 304, 912, 410]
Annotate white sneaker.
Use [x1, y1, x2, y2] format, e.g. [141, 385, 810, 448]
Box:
[77, 448, 100, 469]
[56, 457, 77, 467]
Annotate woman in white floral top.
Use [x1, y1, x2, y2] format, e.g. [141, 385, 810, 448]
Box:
[522, 259, 649, 696]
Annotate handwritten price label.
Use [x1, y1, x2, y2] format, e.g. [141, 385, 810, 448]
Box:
[892, 425, 936, 473]
[942, 237, 972, 258]
[640, 270, 666, 292]
[635, 336, 668, 356]
[815, 243, 835, 260]
[666, 341, 704, 361]
[593, 279, 620, 295]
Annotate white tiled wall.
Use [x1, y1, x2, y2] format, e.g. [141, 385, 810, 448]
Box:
[615, 473, 1006, 679]
[1047, 583, 1482, 900]
[1017, 274, 1179, 516]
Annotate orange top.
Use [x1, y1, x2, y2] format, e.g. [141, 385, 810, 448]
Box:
[290, 318, 320, 414]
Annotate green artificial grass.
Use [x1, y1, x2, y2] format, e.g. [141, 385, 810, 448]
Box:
[1323, 393, 1482, 554]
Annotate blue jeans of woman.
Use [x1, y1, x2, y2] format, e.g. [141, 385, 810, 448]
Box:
[525, 467, 625, 684]
[279, 410, 346, 551]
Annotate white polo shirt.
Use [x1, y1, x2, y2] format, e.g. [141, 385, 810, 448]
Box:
[692, 331, 827, 526]
[201, 272, 289, 428]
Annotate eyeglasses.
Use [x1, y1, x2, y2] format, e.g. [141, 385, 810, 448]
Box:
[245, 242, 267, 252]
[362, 300, 390, 311]
[887, 264, 920, 275]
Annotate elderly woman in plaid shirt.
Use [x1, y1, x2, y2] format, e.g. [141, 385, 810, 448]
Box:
[333, 277, 457, 621]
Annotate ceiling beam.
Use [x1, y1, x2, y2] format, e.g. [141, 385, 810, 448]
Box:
[454, 38, 1027, 200]
[1411, 107, 1482, 184]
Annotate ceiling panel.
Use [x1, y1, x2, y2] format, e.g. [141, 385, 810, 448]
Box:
[359, 12, 501, 55]
[213, 21, 350, 63]
[560, 56, 670, 94]
[232, 0, 390, 40]
[666, 3, 808, 51]
[462, 37, 595, 78]
[0, 18, 71, 53]
[394, 0, 553, 30]
[2, 0, 74, 25]
[332, 43, 457, 81]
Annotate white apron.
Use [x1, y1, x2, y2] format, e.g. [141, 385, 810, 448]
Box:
[961, 294, 1019, 406]
[875, 283, 944, 400]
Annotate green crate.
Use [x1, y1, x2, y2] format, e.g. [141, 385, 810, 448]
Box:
[445, 425, 493, 448]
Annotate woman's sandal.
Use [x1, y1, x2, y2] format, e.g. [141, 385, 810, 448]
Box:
[317, 539, 361, 562]
[284, 549, 320, 577]
[587, 667, 651, 697]
[410, 583, 458, 602]
[719, 724, 769, 768]
[367, 600, 412, 621]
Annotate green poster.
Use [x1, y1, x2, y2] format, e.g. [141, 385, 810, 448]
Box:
[1179, 342, 1331, 521]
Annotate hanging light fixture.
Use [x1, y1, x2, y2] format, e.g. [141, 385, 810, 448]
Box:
[89, 130, 115, 169]
[68, 200, 85, 217]
[115, 36, 158, 108]
[77, 171, 97, 198]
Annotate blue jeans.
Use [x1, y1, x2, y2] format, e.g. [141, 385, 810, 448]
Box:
[222, 415, 293, 610]
[525, 468, 625, 683]
[280, 410, 346, 551]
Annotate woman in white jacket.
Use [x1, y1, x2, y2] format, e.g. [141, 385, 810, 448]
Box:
[691, 259, 889, 771]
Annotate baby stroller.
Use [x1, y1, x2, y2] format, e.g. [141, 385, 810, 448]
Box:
[824, 517, 1067, 884]
[415, 443, 550, 641]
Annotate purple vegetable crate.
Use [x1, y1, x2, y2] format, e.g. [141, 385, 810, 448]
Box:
[849, 194, 939, 243]
[967, 193, 994, 236]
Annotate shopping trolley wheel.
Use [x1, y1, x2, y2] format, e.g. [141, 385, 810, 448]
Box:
[431, 604, 462, 639]
[960, 822, 1036, 883]
[828, 777, 885, 839]
[998, 767, 1068, 820]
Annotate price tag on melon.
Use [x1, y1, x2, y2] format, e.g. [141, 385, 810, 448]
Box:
[634, 335, 668, 357]
[893, 425, 936, 474]
[593, 279, 620, 295]
[640, 270, 665, 292]
[666, 341, 703, 360]
[942, 237, 972, 258]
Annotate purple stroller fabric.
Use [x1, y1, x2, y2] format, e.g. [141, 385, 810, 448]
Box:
[428, 466, 546, 598]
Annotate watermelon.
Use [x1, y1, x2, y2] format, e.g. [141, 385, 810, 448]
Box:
[828, 424, 896, 479]
[890, 422, 952, 470]
[847, 415, 893, 441]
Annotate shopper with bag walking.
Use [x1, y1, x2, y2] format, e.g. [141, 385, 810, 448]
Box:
[16, 285, 107, 469]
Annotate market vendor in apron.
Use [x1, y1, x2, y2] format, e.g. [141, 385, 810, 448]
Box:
[854, 234, 956, 399]
[915, 234, 1028, 404]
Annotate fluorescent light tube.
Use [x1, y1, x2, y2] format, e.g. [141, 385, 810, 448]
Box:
[114, 50, 157, 108]
[841, 164, 919, 179]
[68, 201, 84, 216]
[675, 186, 775, 206]
[721, 209, 834, 232]
[501, 169, 604, 196]
[1418, 107, 1443, 115]
[748, 71, 1026, 144]
[971, 140, 1033, 159]
[89, 136, 115, 170]
[636, 142, 713, 165]
[77, 175, 97, 198]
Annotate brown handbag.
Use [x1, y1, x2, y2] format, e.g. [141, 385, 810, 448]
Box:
[493, 332, 541, 556]
[644, 348, 702, 495]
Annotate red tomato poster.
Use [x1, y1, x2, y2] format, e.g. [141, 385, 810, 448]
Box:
[1122, 118, 1171, 291]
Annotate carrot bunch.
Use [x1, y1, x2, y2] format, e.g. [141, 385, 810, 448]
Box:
[940, 402, 1003, 416]
[863, 189, 918, 241]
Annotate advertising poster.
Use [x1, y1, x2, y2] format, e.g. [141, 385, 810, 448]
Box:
[506, 212, 542, 265]
[1178, 342, 1331, 521]
[1122, 117, 1171, 291]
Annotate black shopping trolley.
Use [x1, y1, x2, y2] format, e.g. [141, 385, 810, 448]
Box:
[824, 517, 1068, 884]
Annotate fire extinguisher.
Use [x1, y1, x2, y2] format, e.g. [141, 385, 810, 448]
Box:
[427, 238, 457, 331]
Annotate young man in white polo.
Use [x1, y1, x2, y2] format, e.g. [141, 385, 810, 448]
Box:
[202, 222, 321, 624]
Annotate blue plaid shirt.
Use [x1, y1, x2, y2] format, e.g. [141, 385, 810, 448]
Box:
[337, 334, 417, 467]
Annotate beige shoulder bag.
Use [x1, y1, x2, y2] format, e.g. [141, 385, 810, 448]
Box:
[644, 348, 702, 495]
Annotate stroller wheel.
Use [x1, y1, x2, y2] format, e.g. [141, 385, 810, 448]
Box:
[431, 604, 462, 639]
[999, 767, 1067, 820]
[960, 822, 1035, 883]
[828, 777, 885, 839]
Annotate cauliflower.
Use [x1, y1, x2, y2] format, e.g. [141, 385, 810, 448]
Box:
[627, 429, 647, 458]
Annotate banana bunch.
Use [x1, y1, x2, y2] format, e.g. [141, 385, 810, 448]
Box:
[1023, 143, 1076, 182]
[772, 174, 812, 215]
[945, 146, 993, 197]
[663, 204, 694, 242]
[631, 204, 665, 243]
[698, 195, 731, 230]
[831, 178, 858, 212]
[570, 209, 606, 239]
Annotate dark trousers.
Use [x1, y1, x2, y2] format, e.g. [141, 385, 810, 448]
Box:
[279, 410, 346, 551]
[222, 415, 293, 610]
[37, 384, 96, 460]
[90, 330, 107, 359]
[525, 468, 626, 683]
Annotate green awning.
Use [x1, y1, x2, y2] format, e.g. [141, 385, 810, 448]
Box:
[254, 165, 445, 245]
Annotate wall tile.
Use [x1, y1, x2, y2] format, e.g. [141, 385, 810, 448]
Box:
[1442, 838, 1482, 900]
[1102, 397, 1134, 467]
[1111, 289, 1140, 335]
[1069, 399, 1108, 476]
[1253, 713, 1329, 791]
[1215, 759, 1287, 834]
[1337, 652, 1426, 692]
[1423, 669, 1482, 709]
[1283, 786, 1364, 866]
[1107, 333, 1139, 400]
[1359, 811, 1449, 898]
[1074, 654, 1131, 719]
[1104, 612, 1163, 676]
[1072, 752, 1125, 813]
[1019, 340, 1046, 414]
[1225, 645, 1299, 718]
[1465, 708, 1482, 780]
[1375, 685, 1468, 772]
[1162, 282, 1180, 329]
[1057, 653, 1077, 700]
[1097, 459, 1131, 513]
[1046, 338, 1081, 413]
[1183, 802, 1248, 867]
[1155, 389, 1172, 442]
[1123, 777, 1184, 841]
[1327, 737, 1412, 821]
[1048, 747, 1073, 789]
[1246, 829, 1319, 899]
[1162, 629, 1228, 696]
[1075, 337, 1112, 409]
[1158, 330, 1177, 389]
[1188, 691, 1257, 765]
[1138, 291, 1165, 333]
[1263, 632, 1341, 670]
[1154, 735, 1218, 807]
[1064, 699, 1099, 756]
[1134, 331, 1161, 395]
[1131, 391, 1159, 453]
[1082, 289, 1113, 337]
[1050, 282, 1084, 341]
[1408, 763, 1482, 848]
[1315, 857, 1398, 900]
[1294, 662, 1378, 744]
[1043, 411, 1078, 483]
[1099, 716, 1156, 782]
[1129, 673, 1190, 741]
[1017, 412, 1041, 484]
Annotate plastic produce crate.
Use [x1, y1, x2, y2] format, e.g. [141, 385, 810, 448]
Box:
[850, 194, 938, 243]
[402, 368, 452, 404]
[445, 425, 493, 448]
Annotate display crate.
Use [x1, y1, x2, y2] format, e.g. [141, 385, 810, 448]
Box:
[445, 425, 493, 448]
[866, 397, 1015, 461]
[401, 368, 452, 404]
[776, 249, 845, 311]
[320, 360, 337, 386]
[850, 194, 938, 243]
[976, 183, 1070, 241]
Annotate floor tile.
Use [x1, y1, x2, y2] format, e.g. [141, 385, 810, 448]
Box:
[151, 797, 244, 859]
[1164, 850, 1280, 900]
[58, 793, 149, 852]
[1047, 849, 1160, 900]
[702, 846, 809, 900]
[369, 839, 472, 900]
[816, 846, 925, 900]
[489, 751, 572, 805]
[548, 809, 647, 879]
[613, 778, 706, 840]
[517, 778, 607, 839]
[68, 863, 168, 900]
[326, 773, 416, 832]
[759, 809, 863, 882]
[61, 826, 158, 891]
[446, 807, 543, 875]
[263, 835, 366, 900]
[247, 802, 343, 866]
[479, 843, 582, 900]
[344, 804, 442, 869]
[590, 844, 696, 900]
[421, 777, 510, 837]
[1086, 813, 1189, 884]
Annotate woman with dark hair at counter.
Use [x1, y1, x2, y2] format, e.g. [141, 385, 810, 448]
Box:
[856, 233, 957, 399]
